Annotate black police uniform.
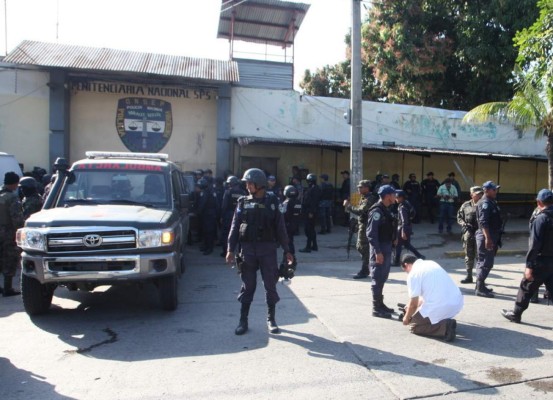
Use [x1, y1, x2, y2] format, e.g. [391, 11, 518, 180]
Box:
[228, 192, 290, 306]
[282, 196, 302, 255]
[503, 205, 553, 321]
[300, 182, 321, 252]
[318, 180, 334, 233]
[475, 194, 502, 293]
[403, 179, 422, 223]
[197, 185, 219, 255]
[366, 199, 395, 316]
[220, 184, 246, 256]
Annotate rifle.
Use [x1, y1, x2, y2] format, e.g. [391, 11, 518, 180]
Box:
[347, 217, 358, 259]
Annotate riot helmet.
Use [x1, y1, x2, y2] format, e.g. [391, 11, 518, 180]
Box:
[306, 173, 317, 184]
[197, 178, 209, 189]
[226, 175, 240, 187]
[241, 168, 267, 188]
[284, 185, 298, 198]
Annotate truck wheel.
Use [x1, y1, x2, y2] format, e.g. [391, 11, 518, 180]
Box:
[21, 274, 54, 316]
[159, 273, 178, 311]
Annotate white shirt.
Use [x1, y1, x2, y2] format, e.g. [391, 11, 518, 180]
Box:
[407, 259, 464, 324]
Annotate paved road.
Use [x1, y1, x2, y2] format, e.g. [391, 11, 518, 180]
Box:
[2, 218, 553, 399]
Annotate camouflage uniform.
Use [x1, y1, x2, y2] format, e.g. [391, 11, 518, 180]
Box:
[347, 187, 377, 277]
[22, 193, 43, 220]
[457, 198, 479, 281]
[0, 186, 25, 278]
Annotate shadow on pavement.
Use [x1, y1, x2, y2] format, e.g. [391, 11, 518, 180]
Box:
[0, 357, 76, 400]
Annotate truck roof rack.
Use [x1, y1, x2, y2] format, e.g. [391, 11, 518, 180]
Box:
[85, 151, 169, 161]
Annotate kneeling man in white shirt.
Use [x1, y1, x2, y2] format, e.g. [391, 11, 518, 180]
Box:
[400, 254, 464, 342]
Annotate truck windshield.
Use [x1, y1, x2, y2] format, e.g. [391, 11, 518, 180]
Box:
[58, 169, 171, 208]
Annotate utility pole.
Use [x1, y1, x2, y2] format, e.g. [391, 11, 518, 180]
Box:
[350, 0, 363, 200]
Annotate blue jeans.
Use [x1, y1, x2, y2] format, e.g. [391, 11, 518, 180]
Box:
[438, 202, 454, 232]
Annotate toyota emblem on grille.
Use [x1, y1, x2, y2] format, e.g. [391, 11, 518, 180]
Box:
[83, 234, 103, 247]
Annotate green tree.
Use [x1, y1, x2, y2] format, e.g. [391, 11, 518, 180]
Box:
[463, 72, 553, 187]
[514, 0, 553, 86]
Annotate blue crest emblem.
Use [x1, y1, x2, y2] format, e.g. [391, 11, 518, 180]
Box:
[116, 97, 172, 152]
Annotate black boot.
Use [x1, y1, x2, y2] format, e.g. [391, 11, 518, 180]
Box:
[235, 303, 251, 335]
[3, 276, 20, 297]
[267, 304, 280, 334]
[380, 295, 394, 313]
[372, 295, 392, 319]
[311, 239, 318, 252]
[460, 269, 473, 284]
[475, 281, 494, 298]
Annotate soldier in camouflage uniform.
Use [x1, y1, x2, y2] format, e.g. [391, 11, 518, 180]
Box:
[19, 177, 43, 220]
[0, 172, 25, 296]
[344, 180, 377, 279]
[456, 186, 484, 284]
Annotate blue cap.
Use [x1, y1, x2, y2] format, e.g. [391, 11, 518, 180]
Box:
[536, 188, 553, 202]
[395, 190, 406, 197]
[267, 175, 276, 181]
[378, 184, 395, 197]
[482, 181, 500, 190]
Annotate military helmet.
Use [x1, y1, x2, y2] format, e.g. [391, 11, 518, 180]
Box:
[306, 173, 317, 183]
[284, 185, 298, 198]
[226, 175, 239, 186]
[197, 178, 209, 189]
[241, 168, 267, 188]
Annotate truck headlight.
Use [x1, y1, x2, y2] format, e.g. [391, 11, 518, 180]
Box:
[138, 230, 174, 248]
[16, 229, 47, 251]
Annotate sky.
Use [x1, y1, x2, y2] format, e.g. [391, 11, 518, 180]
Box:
[0, 0, 355, 90]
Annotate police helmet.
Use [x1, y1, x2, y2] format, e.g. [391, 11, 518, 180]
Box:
[306, 173, 317, 184]
[241, 168, 267, 188]
[197, 178, 209, 189]
[284, 185, 298, 198]
[226, 175, 240, 186]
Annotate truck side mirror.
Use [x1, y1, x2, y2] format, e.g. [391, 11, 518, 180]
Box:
[179, 193, 190, 210]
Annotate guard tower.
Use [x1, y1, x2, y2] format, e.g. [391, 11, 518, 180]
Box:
[217, 0, 310, 89]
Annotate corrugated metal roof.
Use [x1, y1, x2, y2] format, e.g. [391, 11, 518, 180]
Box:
[4, 41, 240, 83]
[218, 0, 310, 47]
[233, 135, 547, 161]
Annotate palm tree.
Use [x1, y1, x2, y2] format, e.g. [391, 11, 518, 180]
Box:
[463, 72, 553, 188]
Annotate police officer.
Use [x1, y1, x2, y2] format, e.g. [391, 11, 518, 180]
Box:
[475, 180, 503, 297]
[367, 185, 397, 318]
[19, 177, 43, 220]
[266, 175, 283, 201]
[394, 190, 425, 264]
[282, 185, 302, 256]
[0, 172, 24, 296]
[403, 173, 421, 223]
[501, 189, 553, 323]
[457, 186, 484, 284]
[299, 173, 321, 253]
[196, 177, 218, 255]
[226, 168, 293, 335]
[318, 173, 334, 234]
[344, 180, 377, 279]
[220, 176, 246, 257]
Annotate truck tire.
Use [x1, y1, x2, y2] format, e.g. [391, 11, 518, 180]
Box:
[21, 274, 54, 316]
[159, 273, 178, 311]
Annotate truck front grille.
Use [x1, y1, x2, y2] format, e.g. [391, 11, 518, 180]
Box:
[47, 260, 136, 272]
[47, 230, 136, 252]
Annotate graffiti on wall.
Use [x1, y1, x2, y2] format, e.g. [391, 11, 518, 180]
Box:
[116, 97, 172, 152]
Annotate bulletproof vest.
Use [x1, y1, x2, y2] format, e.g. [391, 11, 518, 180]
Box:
[0, 188, 16, 226]
[538, 209, 553, 257]
[283, 198, 302, 225]
[369, 202, 394, 242]
[230, 187, 244, 208]
[238, 193, 279, 243]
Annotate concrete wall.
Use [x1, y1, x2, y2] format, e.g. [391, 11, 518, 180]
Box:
[69, 81, 218, 172]
[0, 67, 50, 171]
[230, 87, 546, 158]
